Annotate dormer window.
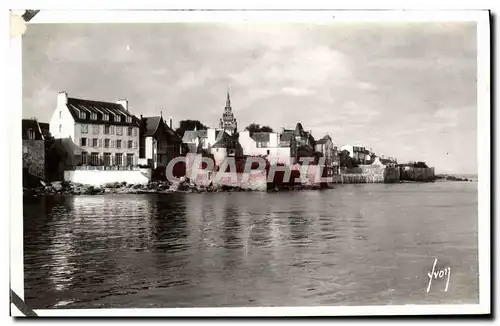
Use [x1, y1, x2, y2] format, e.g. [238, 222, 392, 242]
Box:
[79, 111, 86, 119]
[103, 114, 109, 121]
[126, 116, 132, 123]
[91, 113, 97, 120]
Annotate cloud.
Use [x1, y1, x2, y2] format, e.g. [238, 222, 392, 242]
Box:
[22, 22, 478, 173]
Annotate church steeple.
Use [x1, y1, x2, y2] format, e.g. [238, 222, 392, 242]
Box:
[219, 89, 237, 135]
[225, 90, 231, 110]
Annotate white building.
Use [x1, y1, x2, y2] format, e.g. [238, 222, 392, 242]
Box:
[49, 91, 141, 167]
[239, 131, 291, 165]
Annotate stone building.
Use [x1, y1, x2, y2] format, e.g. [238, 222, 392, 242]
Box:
[279, 123, 315, 163]
[49, 91, 140, 168]
[218, 91, 238, 135]
[22, 119, 45, 185]
[315, 135, 340, 175]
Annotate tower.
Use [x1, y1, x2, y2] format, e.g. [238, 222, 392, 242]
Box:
[219, 90, 237, 135]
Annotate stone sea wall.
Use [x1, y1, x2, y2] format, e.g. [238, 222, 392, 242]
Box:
[23, 139, 45, 183]
[400, 167, 435, 182]
[338, 164, 400, 184]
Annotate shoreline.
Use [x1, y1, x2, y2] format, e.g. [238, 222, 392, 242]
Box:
[23, 177, 476, 197]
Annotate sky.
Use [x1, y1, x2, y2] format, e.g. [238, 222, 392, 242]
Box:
[22, 22, 477, 174]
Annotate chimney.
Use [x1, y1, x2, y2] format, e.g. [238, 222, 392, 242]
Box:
[168, 117, 173, 129]
[117, 99, 128, 111]
[57, 91, 68, 105]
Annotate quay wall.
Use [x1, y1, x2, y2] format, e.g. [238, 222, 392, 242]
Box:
[400, 167, 435, 182]
[64, 168, 152, 186]
[338, 165, 400, 183]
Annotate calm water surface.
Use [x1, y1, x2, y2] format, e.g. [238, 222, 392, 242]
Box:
[23, 182, 479, 309]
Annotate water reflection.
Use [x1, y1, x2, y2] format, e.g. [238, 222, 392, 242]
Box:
[24, 182, 479, 308]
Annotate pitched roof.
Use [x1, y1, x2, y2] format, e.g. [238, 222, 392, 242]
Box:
[164, 122, 182, 143]
[315, 135, 332, 145]
[22, 119, 44, 140]
[38, 122, 49, 133]
[182, 130, 207, 143]
[250, 132, 271, 143]
[141, 116, 161, 137]
[66, 97, 139, 127]
[212, 132, 234, 148]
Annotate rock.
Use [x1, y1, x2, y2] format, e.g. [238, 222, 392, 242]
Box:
[51, 181, 63, 192]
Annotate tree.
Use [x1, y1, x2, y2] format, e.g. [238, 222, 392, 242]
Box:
[175, 120, 208, 137]
[244, 123, 274, 134]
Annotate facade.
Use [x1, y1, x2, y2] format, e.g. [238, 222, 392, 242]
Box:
[139, 116, 182, 168]
[218, 91, 238, 135]
[22, 119, 45, 184]
[49, 91, 140, 168]
[315, 135, 340, 175]
[280, 123, 315, 163]
[340, 144, 373, 165]
[182, 128, 208, 154]
[239, 131, 291, 165]
[182, 127, 241, 166]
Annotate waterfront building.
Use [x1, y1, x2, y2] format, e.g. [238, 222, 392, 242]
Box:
[139, 115, 182, 168]
[239, 131, 291, 165]
[279, 123, 315, 163]
[340, 144, 373, 165]
[315, 135, 340, 175]
[22, 119, 45, 185]
[49, 91, 140, 167]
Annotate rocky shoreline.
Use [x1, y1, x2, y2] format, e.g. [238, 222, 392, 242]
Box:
[23, 179, 256, 196]
[433, 174, 476, 182]
[24, 179, 327, 196]
[23, 174, 475, 196]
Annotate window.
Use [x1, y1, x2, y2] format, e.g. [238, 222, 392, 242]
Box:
[81, 152, 88, 165]
[104, 139, 110, 148]
[127, 127, 133, 136]
[103, 114, 109, 121]
[116, 126, 123, 136]
[59, 111, 62, 118]
[90, 152, 99, 165]
[116, 140, 122, 149]
[115, 153, 123, 166]
[134, 141, 137, 149]
[92, 138, 98, 147]
[79, 111, 86, 119]
[133, 128, 137, 136]
[267, 150, 270, 155]
[80, 137, 87, 146]
[92, 125, 100, 134]
[104, 125, 110, 134]
[126, 116, 132, 123]
[104, 153, 111, 166]
[27, 129, 35, 140]
[128, 140, 133, 149]
[81, 124, 88, 134]
[59, 124, 62, 132]
[91, 113, 97, 120]
[126, 154, 134, 166]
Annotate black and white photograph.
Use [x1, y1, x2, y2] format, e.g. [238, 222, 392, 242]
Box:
[8, 8, 490, 317]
